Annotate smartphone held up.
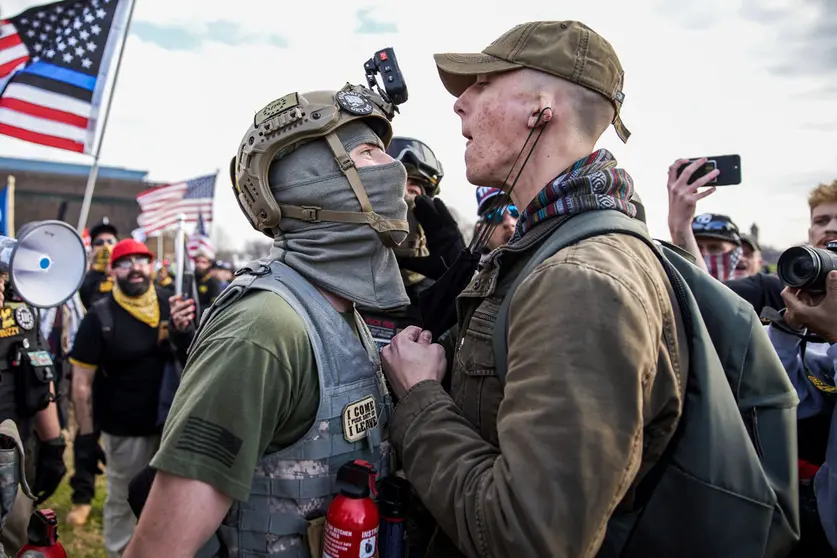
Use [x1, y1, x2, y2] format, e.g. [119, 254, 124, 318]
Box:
[676, 155, 741, 187]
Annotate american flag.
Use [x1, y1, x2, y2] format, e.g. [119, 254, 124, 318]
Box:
[186, 211, 215, 260]
[136, 174, 216, 236]
[0, 0, 132, 153]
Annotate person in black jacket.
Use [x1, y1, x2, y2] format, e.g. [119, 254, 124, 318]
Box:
[724, 273, 785, 316]
[0, 275, 66, 552]
[68, 218, 119, 527]
[358, 136, 465, 350]
[69, 239, 195, 556]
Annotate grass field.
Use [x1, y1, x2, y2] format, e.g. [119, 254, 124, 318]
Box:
[44, 444, 108, 558]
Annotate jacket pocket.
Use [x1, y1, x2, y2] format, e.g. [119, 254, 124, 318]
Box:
[455, 297, 501, 374]
[452, 298, 505, 445]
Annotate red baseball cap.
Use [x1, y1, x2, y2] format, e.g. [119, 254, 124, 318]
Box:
[110, 239, 154, 267]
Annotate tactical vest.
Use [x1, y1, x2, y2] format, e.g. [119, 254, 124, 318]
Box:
[0, 301, 53, 426]
[196, 260, 392, 558]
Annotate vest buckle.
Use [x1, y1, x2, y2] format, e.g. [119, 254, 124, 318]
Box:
[300, 206, 321, 223]
[235, 263, 271, 277]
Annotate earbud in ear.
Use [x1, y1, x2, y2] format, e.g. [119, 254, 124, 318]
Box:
[528, 107, 553, 129]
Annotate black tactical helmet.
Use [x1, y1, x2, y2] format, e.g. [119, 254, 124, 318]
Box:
[386, 137, 444, 197]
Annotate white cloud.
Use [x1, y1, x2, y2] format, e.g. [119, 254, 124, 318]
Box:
[1, 0, 835, 252]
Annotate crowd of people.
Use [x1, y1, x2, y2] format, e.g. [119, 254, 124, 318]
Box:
[0, 17, 834, 558]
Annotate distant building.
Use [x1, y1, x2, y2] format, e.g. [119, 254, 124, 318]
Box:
[750, 223, 760, 244]
[0, 156, 164, 254]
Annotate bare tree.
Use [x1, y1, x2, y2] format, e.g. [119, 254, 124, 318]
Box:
[211, 225, 236, 262]
[241, 238, 272, 261]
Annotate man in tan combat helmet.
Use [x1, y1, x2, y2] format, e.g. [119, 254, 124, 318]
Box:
[125, 82, 411, 557]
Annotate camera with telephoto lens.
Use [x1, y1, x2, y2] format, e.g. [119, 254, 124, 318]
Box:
[777, 241, 837, 293]
[365, 47, 408, 106]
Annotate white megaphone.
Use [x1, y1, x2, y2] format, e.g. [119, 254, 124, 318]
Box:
[0, 220, 87, 308]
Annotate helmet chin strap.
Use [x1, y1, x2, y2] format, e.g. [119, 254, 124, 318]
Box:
[275, 131, 409, 248]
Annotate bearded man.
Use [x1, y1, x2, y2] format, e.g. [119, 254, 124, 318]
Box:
[70, 239, 195, 558]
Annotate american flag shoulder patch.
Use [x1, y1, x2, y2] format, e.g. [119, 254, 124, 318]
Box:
[175, 416, 243, 468]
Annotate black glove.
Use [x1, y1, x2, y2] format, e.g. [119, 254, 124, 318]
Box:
[33, 435, 67, 505]
[74, 432, 106, 476]
[399, 196, 466, 280]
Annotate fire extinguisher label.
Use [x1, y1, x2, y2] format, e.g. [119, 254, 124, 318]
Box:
[323, 523, 379, 557]
[341, 395, 379, 443]
[360, 532, 377, 558]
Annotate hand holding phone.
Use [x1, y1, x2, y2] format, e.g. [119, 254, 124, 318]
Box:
[675, 154, 741, 186]
[667, 157, 721, 236]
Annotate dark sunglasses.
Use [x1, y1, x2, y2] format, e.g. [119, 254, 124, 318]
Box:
[113, 255, 151, 269]
[93, 238, 117, 246]
[482, 204, 519, 225]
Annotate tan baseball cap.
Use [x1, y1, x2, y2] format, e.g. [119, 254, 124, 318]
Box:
[434, 21, 631, 143]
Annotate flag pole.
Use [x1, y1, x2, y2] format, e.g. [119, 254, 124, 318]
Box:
[76, 0, 138, 233]
[6, 175, 14, 237]
[208, 168, 219, 240]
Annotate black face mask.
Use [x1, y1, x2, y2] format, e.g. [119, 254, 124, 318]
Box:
[117, 272, 151, 297]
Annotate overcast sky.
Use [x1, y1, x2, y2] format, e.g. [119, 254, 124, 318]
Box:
[1, 0, 835, 251]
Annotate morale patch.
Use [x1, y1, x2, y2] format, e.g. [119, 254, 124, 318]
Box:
[26, 351, 53, 367]
[14, 306, 34, 331]
[254, 92, 299, 127]
[363, 315, 398, 352]
[342, 395, 378, 443]
[175, 416, 243, 468]
[0, 308, 14, 329]
[0, 327, 19, 339]
[0, 306, 19, 338]
[808, 374, 837, 394]
[336, 90, 373, 115]
[199, 285, 208, 294]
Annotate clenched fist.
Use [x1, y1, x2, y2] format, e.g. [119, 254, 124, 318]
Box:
[381, 326, 447, 399]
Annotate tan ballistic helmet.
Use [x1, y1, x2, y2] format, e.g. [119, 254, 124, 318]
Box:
[231, 83, 409, 244]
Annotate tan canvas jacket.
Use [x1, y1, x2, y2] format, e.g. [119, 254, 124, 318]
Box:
[391, 218, 688, 558]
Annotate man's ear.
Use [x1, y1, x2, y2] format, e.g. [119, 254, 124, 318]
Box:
[527, 105, 553, 129]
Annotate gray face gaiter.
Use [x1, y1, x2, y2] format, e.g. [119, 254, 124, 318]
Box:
[268, 121, 410, 311]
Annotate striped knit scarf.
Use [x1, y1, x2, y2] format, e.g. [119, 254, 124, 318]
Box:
[515, 149, 636, 238]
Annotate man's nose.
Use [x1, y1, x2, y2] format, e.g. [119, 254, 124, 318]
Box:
[453, 89, 471, 117]
[454, 96, 465, 117]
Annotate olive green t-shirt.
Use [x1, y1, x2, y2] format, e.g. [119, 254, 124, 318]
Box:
[151, 290, 354, 502]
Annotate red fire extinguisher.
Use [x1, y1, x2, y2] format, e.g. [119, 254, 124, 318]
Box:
[16, 509, 67, 558]
[323, 460, 379, 558]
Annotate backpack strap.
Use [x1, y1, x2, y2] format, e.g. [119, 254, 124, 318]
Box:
[492, 210, 688, 385]
[91, 297, 114, 347]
